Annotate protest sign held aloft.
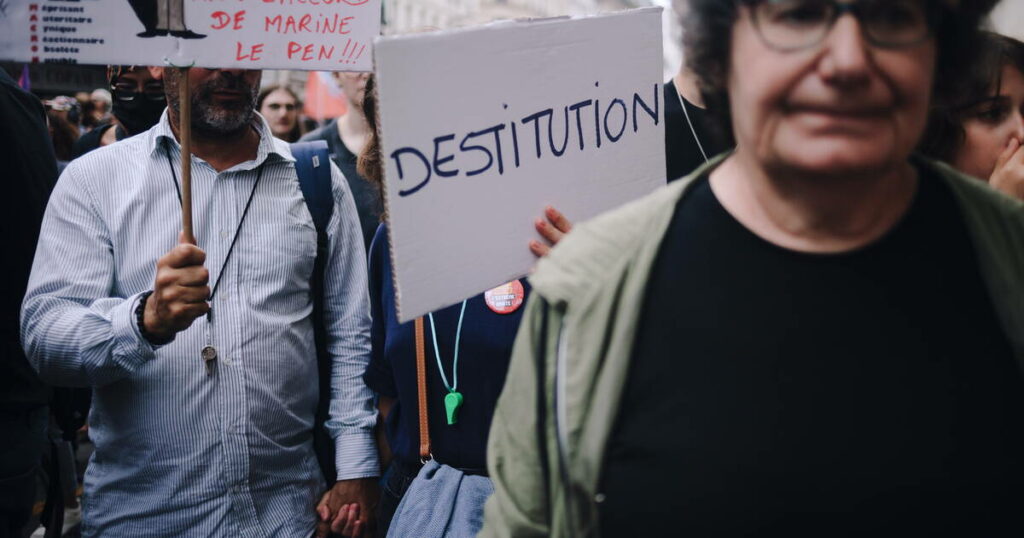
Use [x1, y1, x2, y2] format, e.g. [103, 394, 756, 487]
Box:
[375, 7, 666, 322]
[0, 0, 380, 71]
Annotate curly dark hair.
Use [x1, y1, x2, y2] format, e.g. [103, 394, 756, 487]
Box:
[683, 0, 1001, 142]
[919, 32, 1024, 162]
[356, 74, 386, 222]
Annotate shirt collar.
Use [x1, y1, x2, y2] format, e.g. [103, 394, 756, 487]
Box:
[147, 108, 296, 169]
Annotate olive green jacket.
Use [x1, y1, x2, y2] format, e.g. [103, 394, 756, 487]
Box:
[479, 156, 1024, 538]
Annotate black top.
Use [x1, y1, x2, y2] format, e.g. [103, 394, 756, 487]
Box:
[599, 169, 1023, 536]
[300, 119, 381, 250]
[362, 225, 528, 470]
[663, 79, 730, 183]
[1, 69, 57, 410]
[71, 122, 126, 160]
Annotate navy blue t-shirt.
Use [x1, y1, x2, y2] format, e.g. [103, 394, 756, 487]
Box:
[363, 224, 529, 470]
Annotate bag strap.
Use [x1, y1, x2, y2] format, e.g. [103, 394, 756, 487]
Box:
[291, 140, 333, 232]
[415, 317, 432, 461]
[290, 140, 336, 483]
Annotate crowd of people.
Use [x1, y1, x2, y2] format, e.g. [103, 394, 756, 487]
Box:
[3, 0, 1024, 537]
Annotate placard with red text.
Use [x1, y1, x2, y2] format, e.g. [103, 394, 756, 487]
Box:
[0, 0, 380, 71]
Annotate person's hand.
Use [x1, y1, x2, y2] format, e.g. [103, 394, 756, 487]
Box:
[529, 205, 573, 258]
[143, 232, 210, 342]
[989, 137, 1024, 201]
[315, 478, 380, 538]
[315, 498, 358, 538]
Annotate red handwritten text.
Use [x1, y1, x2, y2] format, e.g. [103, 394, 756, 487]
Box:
[211, 11, 247, 31]
[236, 42, 264, 61]
[264, 14, 354, 34]
[286, 41, 337, 61]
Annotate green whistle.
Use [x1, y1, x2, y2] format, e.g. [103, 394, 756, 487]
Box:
[444, 391, 464, 425]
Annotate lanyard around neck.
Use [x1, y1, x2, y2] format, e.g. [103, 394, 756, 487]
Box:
[676, 85, 709, 164]
[428, 300, 468, 425]
[428, 300, 467, 392]
[164, 146, 264, 312]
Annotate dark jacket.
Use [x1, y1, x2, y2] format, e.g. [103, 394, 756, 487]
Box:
[1, 68, 57, 410]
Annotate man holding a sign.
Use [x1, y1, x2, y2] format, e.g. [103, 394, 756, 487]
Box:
[21, 66, 379, 536]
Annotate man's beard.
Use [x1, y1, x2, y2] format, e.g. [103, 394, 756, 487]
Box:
[169, 71, 259, 137]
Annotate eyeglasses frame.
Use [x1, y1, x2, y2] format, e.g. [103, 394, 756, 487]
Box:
[747, 0, 940, 52]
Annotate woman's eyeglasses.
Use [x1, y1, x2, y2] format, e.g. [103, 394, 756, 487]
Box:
[749, 0, 937, 52]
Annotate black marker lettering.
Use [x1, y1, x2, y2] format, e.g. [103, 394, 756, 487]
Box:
[521, 109, 552, 160]
[478, 123, 506, 175]
[432, 134, 459, 178]
[604, 98, 627, 142]
[458, 124, 507, 175]
[510, 120, 521, 168]
[632, 84, 660, 132]
[459, 130, 495, 176]
[549, 106, 570, 157]
[392, 147, 431, 197]
[569, 99, 593, 151]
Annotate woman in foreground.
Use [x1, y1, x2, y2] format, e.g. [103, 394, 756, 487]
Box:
[482, 1, 1024, 536]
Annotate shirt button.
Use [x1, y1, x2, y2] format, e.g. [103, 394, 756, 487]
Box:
[594, 493, 606, 504]
[220, 230, 228, 239]
[222, 356, 232, 365]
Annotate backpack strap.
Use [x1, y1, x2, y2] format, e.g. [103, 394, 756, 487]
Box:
[292, 140, 333, 232]
[290, 140, 336, 484]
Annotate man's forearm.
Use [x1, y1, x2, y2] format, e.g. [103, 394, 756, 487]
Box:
[19, 166, 158, 387]
[21, 291, 159, 387]
[332, 427, 380, 480]
[323, 165, 380, 480]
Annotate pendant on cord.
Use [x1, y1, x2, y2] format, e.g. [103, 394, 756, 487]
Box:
[201, 345, 217, 376]
[444, 391, 464, 425]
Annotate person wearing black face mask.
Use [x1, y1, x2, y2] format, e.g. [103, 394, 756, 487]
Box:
[71, 66, 165, 159]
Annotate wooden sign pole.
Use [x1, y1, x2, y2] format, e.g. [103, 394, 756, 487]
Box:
[178, 67, 194, 244]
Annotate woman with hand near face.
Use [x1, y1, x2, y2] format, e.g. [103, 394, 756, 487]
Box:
[921, 32, 1024, 200]
[481, 1, 1024, 536]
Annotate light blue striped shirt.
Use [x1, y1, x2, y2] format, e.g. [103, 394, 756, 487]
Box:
[21, 112, 378, 537]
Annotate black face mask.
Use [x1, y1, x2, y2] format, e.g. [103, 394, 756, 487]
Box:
[112, 97, 165, 136]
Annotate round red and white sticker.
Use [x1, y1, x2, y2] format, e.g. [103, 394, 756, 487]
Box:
[484, 280, 525, 314]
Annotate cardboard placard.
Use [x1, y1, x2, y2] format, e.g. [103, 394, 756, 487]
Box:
[992, 3, 1024, 42]
[0, 0, 380, 71]
[375, 7, 665, 323]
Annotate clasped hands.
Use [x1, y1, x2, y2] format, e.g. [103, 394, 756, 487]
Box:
[315, 478, 379, 538]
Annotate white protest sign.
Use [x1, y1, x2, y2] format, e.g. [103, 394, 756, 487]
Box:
[375, 7, 665, 323]
[0, 0, 380, 71]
